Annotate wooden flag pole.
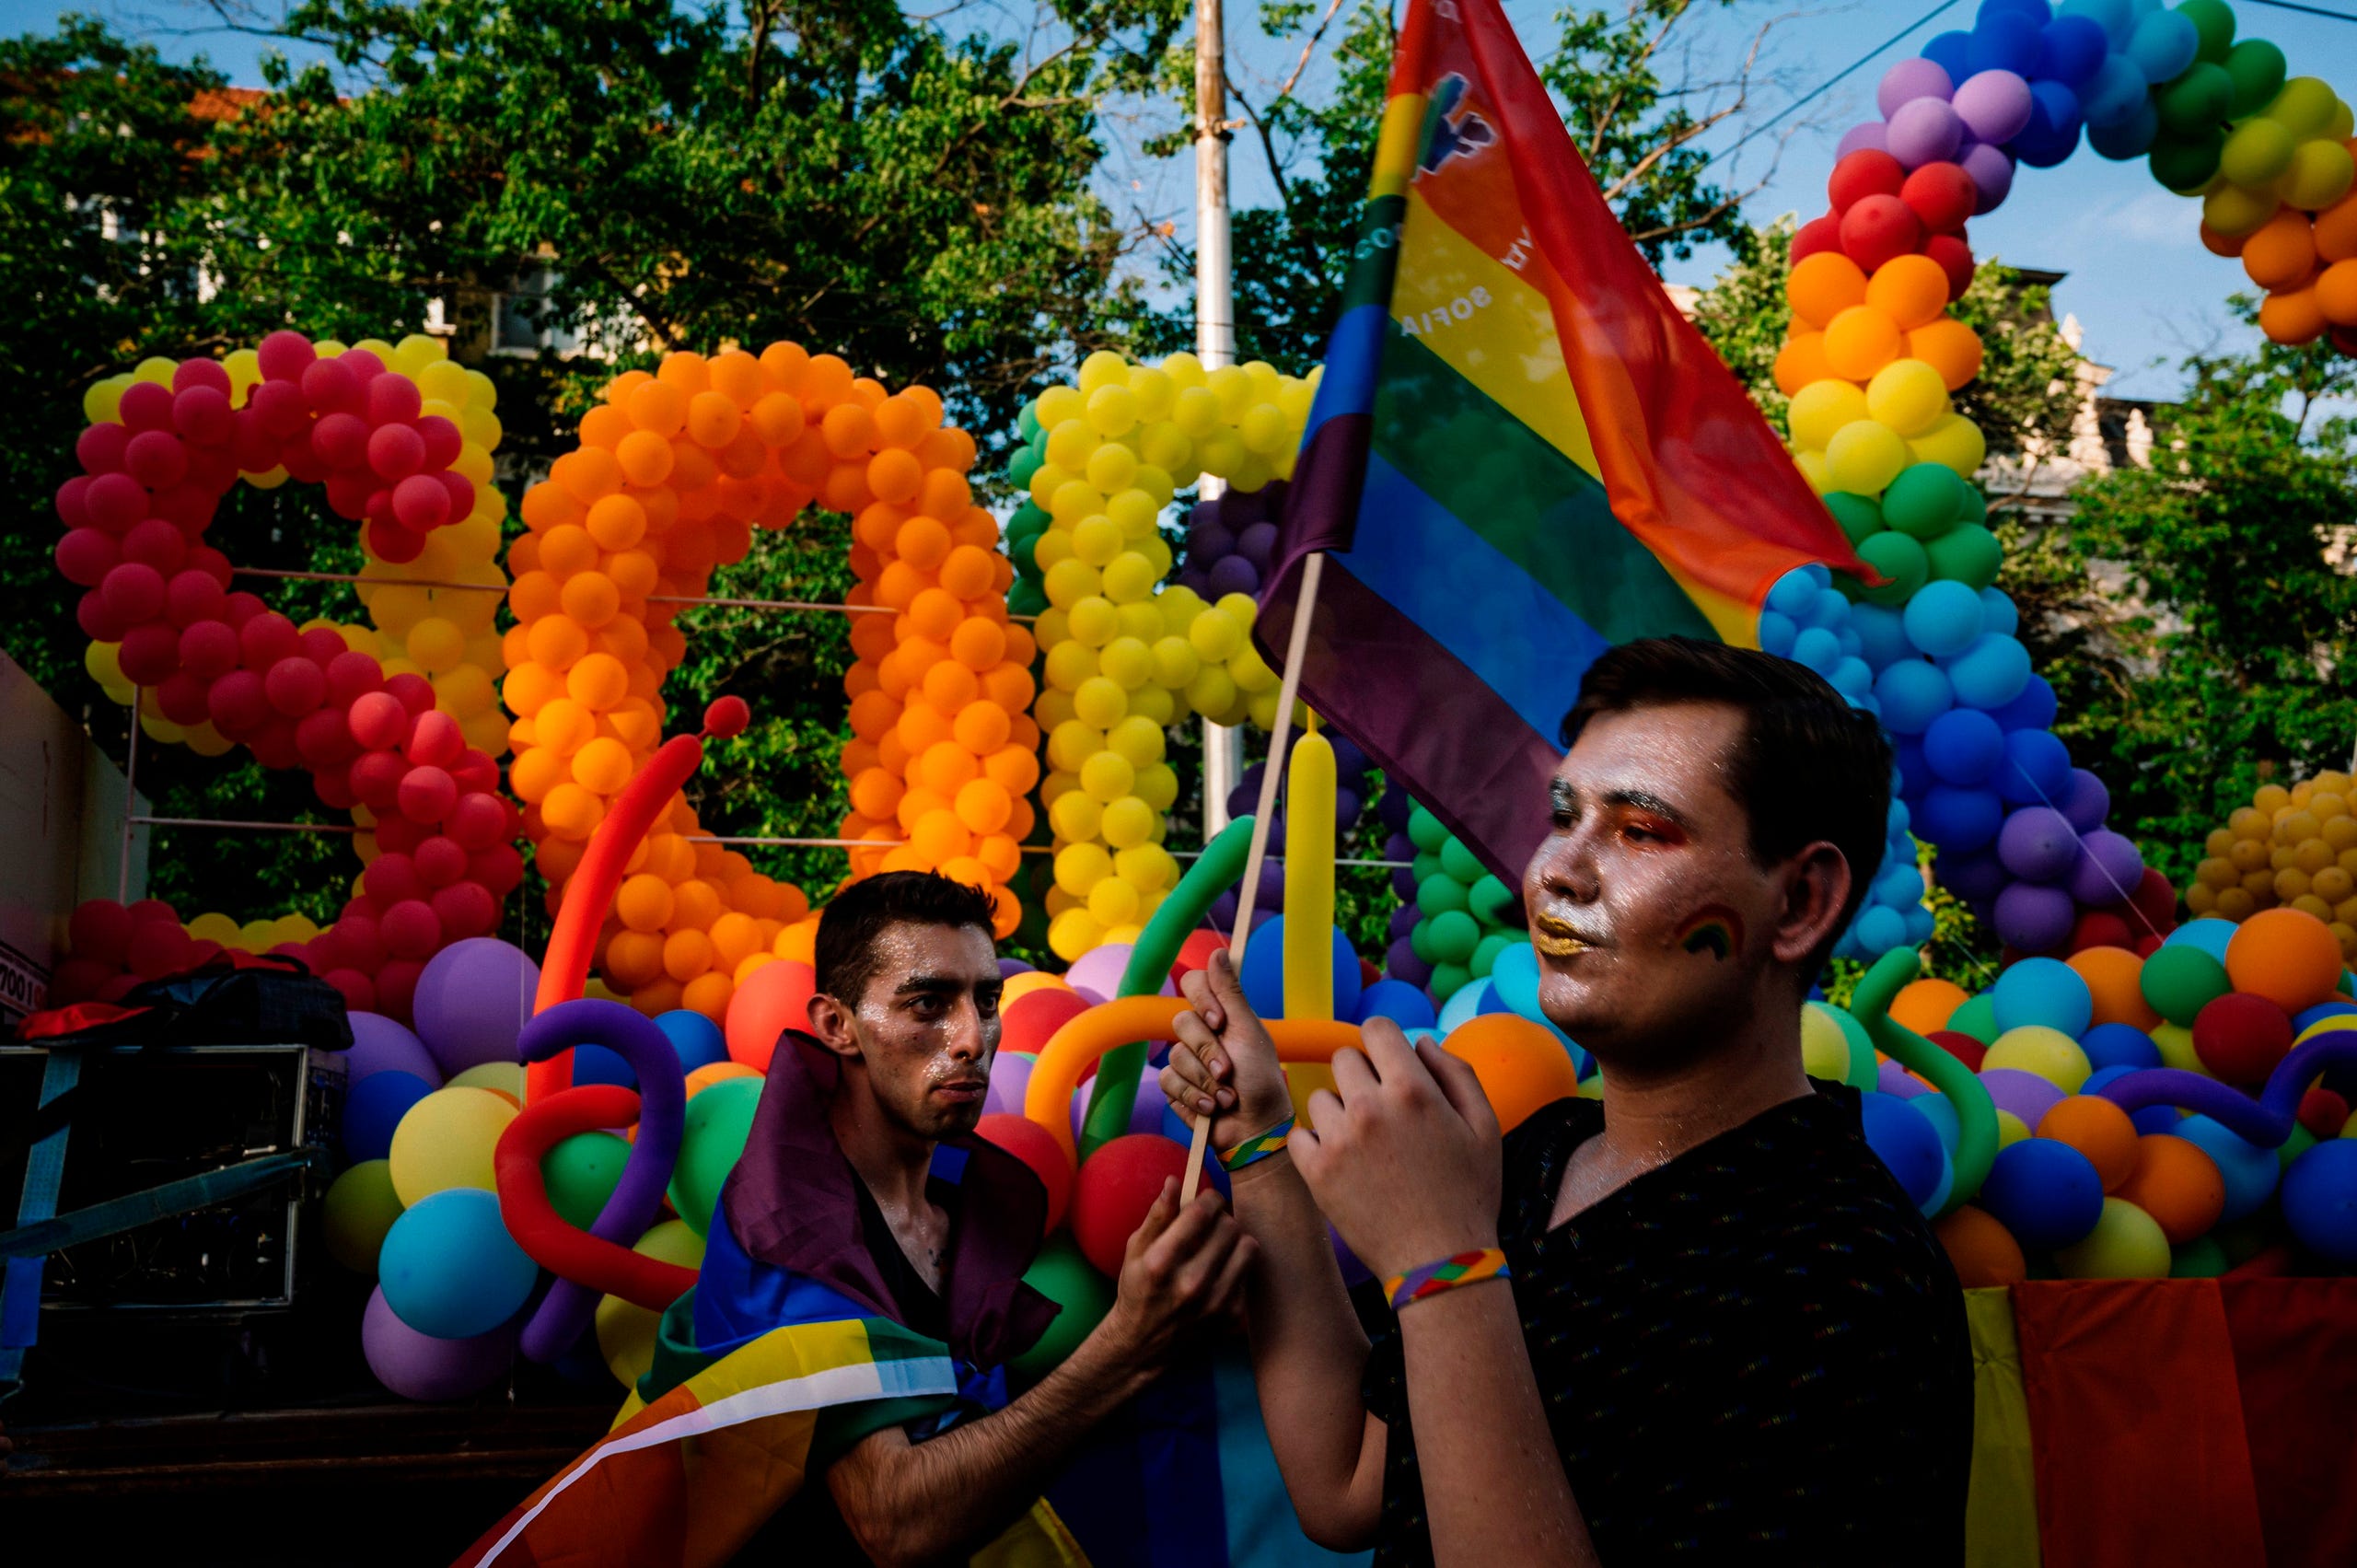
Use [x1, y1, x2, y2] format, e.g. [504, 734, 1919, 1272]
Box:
[1181, 551, 1327, 1202]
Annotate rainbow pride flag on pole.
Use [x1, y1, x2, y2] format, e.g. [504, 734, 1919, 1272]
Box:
[1259, 0, 1867, 882]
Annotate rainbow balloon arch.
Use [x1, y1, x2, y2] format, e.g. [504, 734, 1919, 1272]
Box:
[22, 3, 2357, 1559]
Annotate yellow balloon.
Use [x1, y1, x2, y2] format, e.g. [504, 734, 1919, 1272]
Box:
[594, 1220, 707, 1388]
[1787, 378, 1871, 451]
[1864, 358, 1948, 438]
[1823, 418, 1910, 496]
[1906, 412, 1988, 478]
[387, 1086, 518, 1206]
[323, 1159, 405, 1274]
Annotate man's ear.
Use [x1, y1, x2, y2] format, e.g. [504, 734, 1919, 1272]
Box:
[1771, 841, 1852, 970]
[804, 992, 864, 1061]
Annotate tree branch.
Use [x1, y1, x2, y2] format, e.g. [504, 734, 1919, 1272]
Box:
[1272, 0, 1351, 105]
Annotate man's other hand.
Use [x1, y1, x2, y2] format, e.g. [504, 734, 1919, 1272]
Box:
[1162, 949, 1295, 1157]
[1093, 1179, 1257, 1366]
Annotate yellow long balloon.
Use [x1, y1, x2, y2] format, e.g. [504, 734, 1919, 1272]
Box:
[1282, 731, 1337, 1021]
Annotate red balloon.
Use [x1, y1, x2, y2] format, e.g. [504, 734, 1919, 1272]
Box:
[171, 357, 232, 397]
[417, 415, 463, 469]
[301, 356, 361, 415]
[296, 707, 358, 769]
[265, 656, 328, 717]
[172, 385, 235, 445]
[221, 590, 265, 626]
[1928, 1028, 1988, 1072]
[405, 709, 464, 768]
[2130, 866, 2177, 937]
[237, 611, 302, 671]
[366, 424, 427, 482]
[468, 842, 525, 897]
[228, 408, 281, 472]
[312, 764, 357, 810]
[397, 763, 459, 825]
[1839, 194, 1923, 274]
[2068, 910, 2132, 954]
[367, 517, 427, 564]
[77, 422, 132, 475]
[336, 908, 385, 970]
[438, 471, 476, 525]
[119, 381, 176, 433]
[206, 668, 272, 737]
[974, 1112, 1074, 1234]
[414, 833, 469, 887]
[128, 898, 179, 927]
[100, 562, 168, 625]
[350, 748, 409, 808]
[250, 378, 309, 440]
[55, 528, 119, 588]
[82, 472, 148, 533]
[157, 670, 211, 725]
[2300, 1086, 2351, 1140]
[166, 568, 226, 627]
[54, 473, 93, 528]
[385, 672, 436, 716]
[69, 899, 134, 965]
[123, 430, 190, 488]
[117, 622, 180, 686]
[1924, 232, 1975, 300]
[250, 717, 302, 771]
[449, 749, 500, 796]
[380, 899, 444, 960]
[324, 968, 377, 1013]
[446, 791, 509, 850]
[256, 330, 316, 382]
[390, 472, 451, 531]
[366, 373, 423, 426]
[126, 921, 195, 981]
[348, 690, 409, 750]
[376, 812, 427, 855]
[342, 347, 388, 379]
[2192, 993, 2293, 1086]
[376, 958, 424, 1022]
[1003, 986, 1092, 1055]
[702, 695, 751, 738]
[366, 852, 426, 908]
[1070, 1134, 1189, 1277]
[325, 649, 384, 706]
[1172, 929, 1229, 989]
[430, 879, 498, 940]
[1828, 149, 1905, 214]
[298, 626, 347, 665]
[311, 412, 369, 469]
[52, 956, 118, 1005]
[726, 959, 819, 1071]
[179, 620, 240, 679]
[120, 517, 189, 574]
[1901, 162, 1977, 234]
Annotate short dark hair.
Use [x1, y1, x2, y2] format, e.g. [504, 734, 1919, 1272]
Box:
[1561, 637, 1892, 970]
[814, 871, 999, 1007]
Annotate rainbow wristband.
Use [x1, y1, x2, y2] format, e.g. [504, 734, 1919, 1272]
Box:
[1219, 1114, 1296, 1171]
[1384, 1248, 1511, 1312]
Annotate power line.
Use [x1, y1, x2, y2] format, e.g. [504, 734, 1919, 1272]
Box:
[2243, 0, 2357, 21]
[1706, 0, 1964, 172]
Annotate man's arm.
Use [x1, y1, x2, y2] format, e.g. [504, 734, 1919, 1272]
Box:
[1162, 954, 1386, 1550]
[826, 1180, 1253, 1567]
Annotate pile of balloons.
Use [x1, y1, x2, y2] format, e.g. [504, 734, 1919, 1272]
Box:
[1394, 804, 1527, 1004]
[505, 346, 899, 1019]
[52, 333, 519, 1020]
[1174, 480, 1287, 601]
[2184, 770, 2357, 959]
[1847, 912, 2357, 1282]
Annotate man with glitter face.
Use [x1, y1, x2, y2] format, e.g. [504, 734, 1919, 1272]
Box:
[1162, 637, 1973, 1565]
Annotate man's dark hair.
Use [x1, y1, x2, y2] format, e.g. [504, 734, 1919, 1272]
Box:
[1561, 637, 1893, 973]
[814, 871, 999, 1007]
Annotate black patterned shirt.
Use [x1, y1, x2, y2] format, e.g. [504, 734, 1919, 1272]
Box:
[1361, 1086, 1972, 1565]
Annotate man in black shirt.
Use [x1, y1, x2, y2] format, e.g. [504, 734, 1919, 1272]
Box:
[1163, 637, 1972, 1564]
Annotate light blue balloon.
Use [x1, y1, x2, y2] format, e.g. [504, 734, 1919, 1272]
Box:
[1436, 976, 1493, 1036]
[1877, 864, 1928, 908]
[1904, 903, 1937, 947]
[1849, 601, 1913, 671]
[2164, 917, 2238, 962]
[1915, 1091, 1963, 1155]
[1855, 905, 1910, 954]
[2059, 0, 2134, 47]
[378, 1188, 538, 1341]
[1766, 569, 1818, 616]
[2177, 1114, 2280, 1223]
[1791, 625, 1842, 674]
[1489, 940, 1542, 1018]
[2086, 95, 2158, 157]
[1804, 590, 1851, 632]
[2125, 8, 2197, 82]
[1903, 579, 1987, 659]
[1992, 955, 2095, 1037]
[1875, 658, 1956, 734]
[1977, 587, 2019, 636]
[1757, 610, 1797, 656]
[1945, 632, 2033, 709]
[2079, 51, 2149, 124]
[1829, 656, 1875, 698]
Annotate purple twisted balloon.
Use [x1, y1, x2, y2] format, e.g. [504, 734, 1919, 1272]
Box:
[516, 998, 689, 1364]
[2096, 1027, 2357, 1150]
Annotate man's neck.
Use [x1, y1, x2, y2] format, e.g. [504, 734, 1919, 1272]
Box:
[827, 1073, 937, 1214]
[1590, 996, 1814, 1169]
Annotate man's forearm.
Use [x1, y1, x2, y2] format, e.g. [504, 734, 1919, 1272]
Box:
[828, 1326, 1154, 1565]
[1229, 1153, 1385, 1545]
[1398, 1281, 1596, 1567]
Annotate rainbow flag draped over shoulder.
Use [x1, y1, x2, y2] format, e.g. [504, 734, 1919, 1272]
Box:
[1259, 0, 1867, 881]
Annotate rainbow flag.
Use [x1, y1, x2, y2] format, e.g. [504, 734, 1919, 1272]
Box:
[1259, 0, 1866, 882]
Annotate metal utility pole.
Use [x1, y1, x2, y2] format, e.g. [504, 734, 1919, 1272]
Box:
[1195, 0, 1244, 835]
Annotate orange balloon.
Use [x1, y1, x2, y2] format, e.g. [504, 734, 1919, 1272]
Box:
[1822, 305, 1902, 380]
[2112, 1133, 2225, 1245]
[1890, 977, 1968, 1036]
[1864, 253, 1951, 331]
[2317, 187, 2357, 262]
[2259, 284, 2327, 346]
[2036, 1097, 2141, 1192]
[2068, 946, 2161, 1031]
[725, 958, 817, 1071]
[2317, 259, 2357, 327]
[1786, 251, 1868, 329]
[686, 1061, 760, 1098]
[1906, 318, 1984, 391]
[1440, 1014, 1583, 1133]
[2243, 209, 2318, 291]
[2224, 907, 2346, 1012]
[1933, 1204, 2026, 1288]
[1772, 333, 1831, 397]
[2200, 222, 2247, 259]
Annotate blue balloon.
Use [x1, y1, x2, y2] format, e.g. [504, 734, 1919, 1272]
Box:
[1919, 784, 2006, 852]
[1914, 1090, 1964, 1154]
[2080, 1022, 2163, 1072]
[2059, 0, 2133, 46]
[1896, 734, 1935, 799]
[1239, 915, 1363, 1021]
[1924, 706, 2006, 785]
[571, 1043, 636, 1088]
[1765, 569, 1818, 616]
[1875, 658, 1956, 734]
[1790, 625, 1842, 675]
[2177, 1114, 2280, 1223]
[1757, 609, 1797, 656]
[1861, 1092, 1949, 1207]
[1804, 590, 1851, 632]
[1356, 977, 1439, 1032]
[1981, 0, 2051, 25]
[2012, 78, 2084, 167]
[2086, 96, 2159, 157]
[2082, 1064, 2141, 1097]
[2034, 14, 2108, 84]
[1855, 905, 1910, 955]
[1435, 976, 1493, 1036]
[1849, 602, 1914, 671]
[1876, 863, 1928, 909]
[1923, 29, 1977, 81]
[655, 1009, 729, 1072]
[1997, 727, 2073, 806]
[2125, 8, 2199, 83]
[1903, 904, 1937, 945]
[1993, 955, 2095, 1036]
[344, 1070, 433, 1162]
[2131, 1101, 2183, 1137]
[1903, 579, 1986, 658]
[1980, 1138, 2106, 1248]
[1968, 12, 2045, 75]
[2165, 917, 2238, 962]
[1829, 656, 1875, 699]
[1487, 941, 1541, 1018]
[2282, 1140, 2357, 1265]
[2080, 51, 2151, 125]
[1989, 673, 2058, 733]
[377, 1187, 539, 1340]
[1945, 632, 2033, 710]
[1977, 587, 2020, 636]
[2293, 999, 2357, 1035]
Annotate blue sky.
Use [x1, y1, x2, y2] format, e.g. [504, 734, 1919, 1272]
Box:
[12, 0, 2357, 400]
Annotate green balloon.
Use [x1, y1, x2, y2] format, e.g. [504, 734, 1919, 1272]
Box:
[2169, 1236, 2230, 1279]
[545, 1131, 631, 1233]
[1407, 804, 1449, 854]
[1007, 578, 1048, 616]
[1438, 835, 1485, 885]
[2223, 39, 2287, 119]
[2140, 945, 2231, 1028]
[1411, 851, 1441, 886]
[1946, 993, 2000, 1047]
[1008, 1237, 1115, 1379]
[2278, 1123, 2318, 1169]
[1955, 486, 1988, 530]
[2270, 75, 2339, 139]
[1880, 464, 1967, 541]
[1467, 873, 1515, 925]
[2155, 64, 2233, 138]
[668, 1076, 763, 1236]
[2149, 129, 2225, 194]
[1925, 523, 2003, 590]
[2178, 0, 2236, 63]
[1823, 493, 1885, 549]
[1426, 908, 1480, 966]
[1429, 962, 1472, 1004]
[1008, 447, 1044, 489]
[323, 1159, 405, 1275]
[1416, 873, 1469, 918]
[1017, 402, 1042, 442]
[1470, 932, 1516, 979]
[1856, 529, 1930, 607]
[2218, 116, 2296, 188]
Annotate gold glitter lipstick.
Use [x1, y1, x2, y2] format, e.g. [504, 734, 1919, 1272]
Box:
[1530, 912, 1591, 958]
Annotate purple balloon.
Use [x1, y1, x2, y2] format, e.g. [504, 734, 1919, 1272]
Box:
[1980, 1066, 2066, 1128]
[1957, 140, 2015, 213]
[1190, 520, 1237, 562]
[1387, 937, 1433, 988]
[363, 1286, 515, 1401]
[1879, 1058, 1933, 1098]
[1236, 522, 1278, 570]
[1994, 880, 2076, 953]
[1952, 69, 2034, 145]
[1877, 56, 1956, 117]
[412, 937, 540, 1075]
[2067, 829, 2144, 907]
[1996, 807, 2081, 883]
[1887, 98, 1965, 168]
[2058, 768, 2110, 832]
[1939, 847, 2007, 904]
[1065, 941, 1133, 1004]
[1388, 901, 1422, 939]
[997, 957, 1035, 978]
[346, 1011, 443, 1087]
[1837, 121, 1890, 159]
[983, 1049, 1034, 1117]
[1205, 554, 1260, 598]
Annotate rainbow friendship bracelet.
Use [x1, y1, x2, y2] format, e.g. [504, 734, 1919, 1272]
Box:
[1383, 1248, 1512, 1312]
[1219, 1114, 1296, 1172]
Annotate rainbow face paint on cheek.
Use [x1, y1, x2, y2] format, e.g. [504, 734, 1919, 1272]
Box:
[1674, 904, 1742, 960]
